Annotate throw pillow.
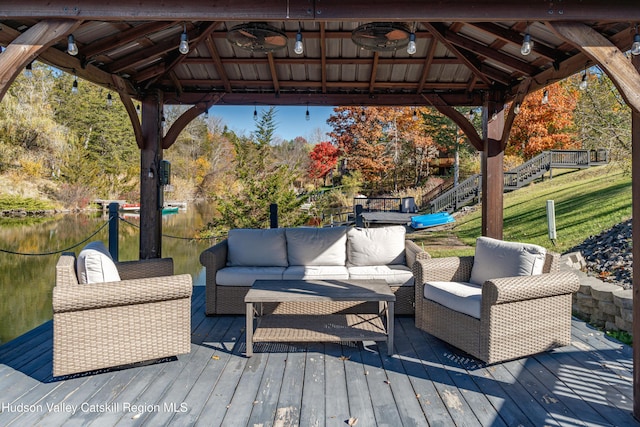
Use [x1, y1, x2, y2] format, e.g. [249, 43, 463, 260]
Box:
[469, 236, 547, 285]
[76, 241, 121, 284]
[346, 225, 406, 266]
[286, 226, 347, 266]
[227, 228, 288, 267]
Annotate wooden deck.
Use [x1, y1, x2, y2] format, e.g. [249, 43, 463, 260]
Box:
[0, 286, 636, 426]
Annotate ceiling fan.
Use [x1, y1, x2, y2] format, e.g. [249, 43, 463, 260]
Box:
[351, 22, 411, 52]
[227, 22, 288, 53]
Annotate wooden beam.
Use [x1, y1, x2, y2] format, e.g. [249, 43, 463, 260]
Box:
[162, 94, 223, 149]
[0, 19, 80, 100]
[267, 52, 280, 96]
[416, 37, 438, 94]
[167, 92, 485, 107]
[421, 94, 483, 151]
[369, 52, 379, 94]
[320, 22, 327, 94]
[633, 52, 640, 424]
[501, 78, 531, 150]
[468, 22, 558, 62]
[83, 21, 178, 58]
[422, 22, 493, 87]
[549, 21, 640, 114]
[204, 35, 232, 93]
[139, 91, 164, 260]
[4, 1, 640, 21]
[112, 74, 143, 149]
[481, 97, 506, 239]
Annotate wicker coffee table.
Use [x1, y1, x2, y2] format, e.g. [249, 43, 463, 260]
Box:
[245, 279, 395, 356]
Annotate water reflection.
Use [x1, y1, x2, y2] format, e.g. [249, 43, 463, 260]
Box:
[0, 204, 218, 344]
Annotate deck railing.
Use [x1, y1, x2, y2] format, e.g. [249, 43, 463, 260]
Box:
[353, 197, 401, 213]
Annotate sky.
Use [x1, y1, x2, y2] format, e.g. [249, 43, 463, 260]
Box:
[206, 105, 335, 143]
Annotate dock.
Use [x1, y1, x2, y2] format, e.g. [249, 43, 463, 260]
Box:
[0, 286, 636, 426]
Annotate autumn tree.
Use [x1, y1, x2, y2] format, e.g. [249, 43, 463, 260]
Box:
[507, 82, 578, 159]
[308, 141, 339, 186]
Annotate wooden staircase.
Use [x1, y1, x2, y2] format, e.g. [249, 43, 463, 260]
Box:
[427, 149, 609, 213]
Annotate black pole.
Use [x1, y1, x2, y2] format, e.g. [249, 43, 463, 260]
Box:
[270, 203, 278, 228]
[355, 204, 364, 227]
[108, 202, 119, 262]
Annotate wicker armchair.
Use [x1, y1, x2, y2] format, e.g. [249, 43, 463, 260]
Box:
[53, 252, 193, 377]
[414, 250, 580, 364]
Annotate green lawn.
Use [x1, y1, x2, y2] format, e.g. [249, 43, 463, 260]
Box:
[411, 165, 632, 257]
[455, 165, 631, 253]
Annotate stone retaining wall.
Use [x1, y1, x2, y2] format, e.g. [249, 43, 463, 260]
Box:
[563, 252, 633, 334]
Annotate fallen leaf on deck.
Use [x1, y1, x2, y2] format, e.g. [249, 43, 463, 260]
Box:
[212, 355, 220, 360]
[347, 417, 359, 425]
[340, 355, 350, 361]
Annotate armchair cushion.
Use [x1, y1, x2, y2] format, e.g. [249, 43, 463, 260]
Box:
[76, 241, 120, 284]
[423, 281, 482, 319]
[227, 228, 288, 267]
[469, 236, 546, 285]
[347, 225, 406, 266]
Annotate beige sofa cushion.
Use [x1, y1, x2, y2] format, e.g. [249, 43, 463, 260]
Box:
[283, 265, 350, 280]
[286, 227, 347, 266]
[469, 237, 546, 286]
[227, 228, 288, 267]
[347, 226, 406, 266]
[216, 266, 286, 286]
[347, 265, 414, 286]
[76, 241, 121, 284]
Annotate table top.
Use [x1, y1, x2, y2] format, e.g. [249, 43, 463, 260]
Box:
[245, 279, 395, 303]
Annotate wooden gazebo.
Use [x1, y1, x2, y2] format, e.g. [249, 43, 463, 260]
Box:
[1, 1, 640, 417]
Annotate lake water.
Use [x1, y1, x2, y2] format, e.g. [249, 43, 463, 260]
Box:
[0, 204, 218, 345]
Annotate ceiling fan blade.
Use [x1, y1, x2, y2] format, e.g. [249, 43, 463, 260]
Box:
[264, 35, 287, 46]
[238, 29, 258, 39]
[386, 29, 408, 40]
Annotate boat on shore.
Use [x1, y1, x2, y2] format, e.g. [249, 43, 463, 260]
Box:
[410, 212, 455, 229]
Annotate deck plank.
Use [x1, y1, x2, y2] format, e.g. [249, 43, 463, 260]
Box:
[0, 287, 638, 427]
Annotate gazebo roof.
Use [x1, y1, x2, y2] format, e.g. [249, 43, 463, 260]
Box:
[2, 1, 639, 107]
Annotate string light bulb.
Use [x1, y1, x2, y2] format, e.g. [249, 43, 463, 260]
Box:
[513, 103, 521, 115]
[632, 29, 640, 56]
[520, 33, 533, 56]
[407, 33, 417, 55]
[24, 62, 33, 78]
[541, 89, 549, 105]
[204, 109, 209, 119]
[294, 31, 304, 55]
[579, 71, 588, 90]
[360, 108, 366, 122]
[179, 24, 189, 55]
[71, 75, 78, 94]
[67, 34, 78, 56]
[253, 105, 258, 120]
[106, 92, 113, 107]
[305, 105, 310, 121]
[412, 109, 419, 121]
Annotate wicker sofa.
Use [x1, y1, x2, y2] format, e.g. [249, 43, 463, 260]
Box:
[53, 247, 193, 377]
[413, 237, 580, 364]
[200, 225, 427, 316]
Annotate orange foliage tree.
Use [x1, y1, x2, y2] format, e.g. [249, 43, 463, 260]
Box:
[507, 82, 579, 159]
[327, 106, 437, 193]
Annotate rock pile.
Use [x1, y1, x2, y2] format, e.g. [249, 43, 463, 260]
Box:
[568, 218, 633, 290]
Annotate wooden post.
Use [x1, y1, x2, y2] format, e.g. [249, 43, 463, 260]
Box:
[481, 98, 505, 239]
[270, 203, 278, 228]
[139, 91, 163, 259]
[108, 202, 119, 261]
[632, 54, 640, 422]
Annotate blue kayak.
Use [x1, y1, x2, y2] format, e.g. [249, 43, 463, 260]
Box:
[410, 212, 455, 229]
